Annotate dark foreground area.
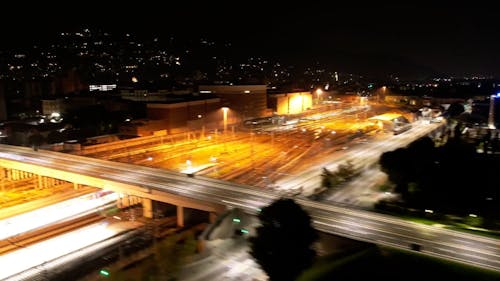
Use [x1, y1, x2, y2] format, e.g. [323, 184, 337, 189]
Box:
[299, 235, 500, 281]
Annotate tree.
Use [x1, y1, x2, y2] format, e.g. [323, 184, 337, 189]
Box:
[249, 198, 318, 281]
[336, 160, 355, 181]
[321, 167, 334, 188]
[321, 161, 356, 189]
[446, 102, 465, 118]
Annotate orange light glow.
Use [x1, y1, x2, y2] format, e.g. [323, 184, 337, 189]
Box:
[368, 113, 403, 121]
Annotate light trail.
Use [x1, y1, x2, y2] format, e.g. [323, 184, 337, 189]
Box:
[0, 221, 135, 280]
[0, 121, 498, 272]
[0, 191, 117, 240]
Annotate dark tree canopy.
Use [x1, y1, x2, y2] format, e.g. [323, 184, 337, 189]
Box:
[378, 136, 500, 225]
[249, 198, 318, 281]
[446, 102, 465, 118]
[28, 130, 45, 150]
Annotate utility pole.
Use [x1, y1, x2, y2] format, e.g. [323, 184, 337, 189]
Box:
[488, 94, 497, 129]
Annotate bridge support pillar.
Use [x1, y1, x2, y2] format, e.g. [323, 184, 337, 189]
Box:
[116, 194, 123, 208]
[209, 212, 217, 223]
[38, 175, 43, 189]
[0, 168, 4, 191]
[142, 198, 153, 218]
[177, 206, 184, 228]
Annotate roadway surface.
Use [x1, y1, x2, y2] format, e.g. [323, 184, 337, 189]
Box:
[0, 142, 498, 272]
[274, 120, 444, 195]
[178, 238, 266, 281]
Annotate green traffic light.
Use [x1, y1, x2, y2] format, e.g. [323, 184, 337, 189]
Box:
[241, 229, 249, 234]
[232, 218, 241, 223]
[99, 269, 110, 276]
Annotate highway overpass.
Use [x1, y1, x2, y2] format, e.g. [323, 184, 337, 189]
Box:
[0, 144, 498, 272]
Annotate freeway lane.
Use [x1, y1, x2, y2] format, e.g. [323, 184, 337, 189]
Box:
[0, 144, 498, 271]
[275, 121, 443, 195]
[303, 200, 500, 271]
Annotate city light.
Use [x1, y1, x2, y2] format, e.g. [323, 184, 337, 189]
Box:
[222, 107, 229, 134]
[289, 95, 305, 114]
[0, 15, 499, 280]
[99, 269, 110, 276]
[0, 191, 118, 240]
[0, 222, 123, 280]
[315, 88, 323, 105]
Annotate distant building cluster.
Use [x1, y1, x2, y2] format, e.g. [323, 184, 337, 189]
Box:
[1, 28, 500, 149]
[0, 28, 362, 121]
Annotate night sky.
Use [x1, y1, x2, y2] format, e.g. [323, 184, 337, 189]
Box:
[2, 2, 499, 79]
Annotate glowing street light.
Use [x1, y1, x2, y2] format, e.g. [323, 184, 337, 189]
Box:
[488, 93, 500, 129]
[222, 107, 229, 134]
[315, 89, 323, 105]
[378, 86, 387, 103]
[99, 269, 110, 277]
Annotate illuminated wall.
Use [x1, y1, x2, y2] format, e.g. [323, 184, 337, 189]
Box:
[198, 85, 269, 119]
[274, 92, 312, 114]
[146, 98, 221, 133]
[42, 99, 65, 115]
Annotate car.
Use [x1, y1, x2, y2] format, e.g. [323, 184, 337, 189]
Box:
[410, 243, 422, 251]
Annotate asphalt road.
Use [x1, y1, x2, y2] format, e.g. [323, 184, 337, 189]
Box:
[0, 133, 498, 272]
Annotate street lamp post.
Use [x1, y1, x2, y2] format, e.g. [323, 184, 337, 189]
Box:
[222, 107, 228, 134]
[488, 93, 499, 129]
[197, 114, 205, 139]
[379, 86, 387, 103]
[315, 89, 323, 105]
